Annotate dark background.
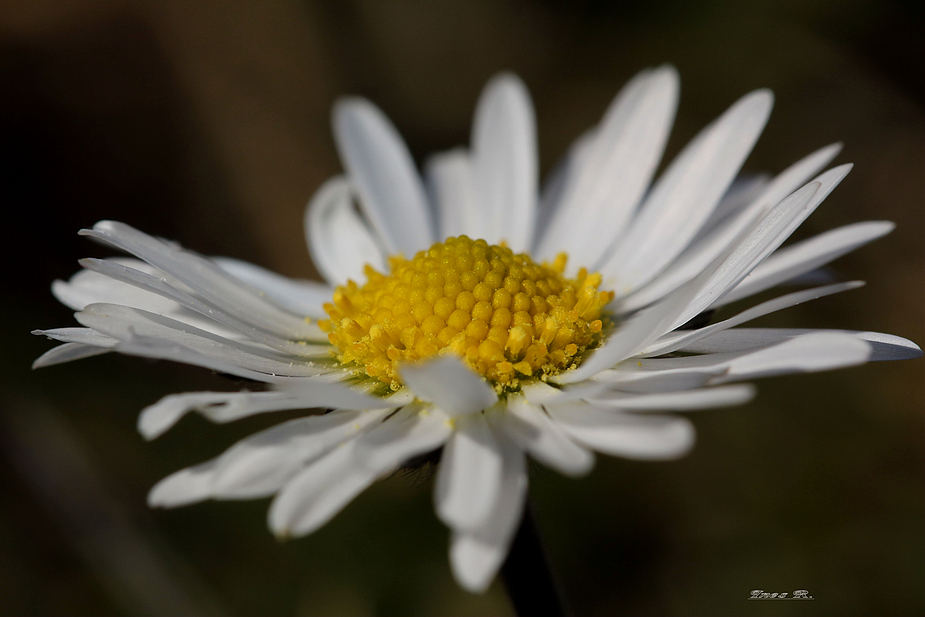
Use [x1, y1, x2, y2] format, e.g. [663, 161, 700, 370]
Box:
[1, 1, 922, 615]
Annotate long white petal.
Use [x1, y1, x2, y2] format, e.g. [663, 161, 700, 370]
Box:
[32, 342, 113, 368]
[210, 409, 388, 499]
[538, 65, 679, 269]
[147, 409, 386, 506]
[716, 220, 893, 306]
[449, 437, 526, 594]
[79, 258, 326, 354]
[306, 176, 388, 286]
[435, 413, 504, 532]
[147, 459, 217, 508]
[547, 403, 695, 460]
[714, 332, 870, 381]
[470, 73, 538, 252]
[332, 98, 434, 256]
[503, 397, 594, 477]
[619, 143, 844, 312]
[353, 403, 453, 472]
[76, 303, 337, 380]
[673, 164, 852, 327]
[80, 221, 317, 339]
[643, 280, 864, 357]
[601, 90, 773, 293]
[399, 356, 497, 416]
[425, 148, 477, 241]
[680, 328, 922, 361]
[586, 385, 755, 410]
[138, 382, 388, 440]
[268, 442, 379, 537]
[214, 257, 333, 319]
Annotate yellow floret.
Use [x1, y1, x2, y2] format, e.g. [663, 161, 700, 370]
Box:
[320, 236, 613, 391]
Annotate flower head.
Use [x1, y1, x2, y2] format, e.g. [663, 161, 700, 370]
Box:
[35, 66, 921, 593]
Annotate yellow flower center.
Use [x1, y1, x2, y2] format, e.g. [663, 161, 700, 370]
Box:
[319, 236, 613, 391]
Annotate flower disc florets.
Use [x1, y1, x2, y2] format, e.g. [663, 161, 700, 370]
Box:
[319, 236, 614, 391]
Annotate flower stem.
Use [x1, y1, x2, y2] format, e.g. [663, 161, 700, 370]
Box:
[500, 498, 571, 617]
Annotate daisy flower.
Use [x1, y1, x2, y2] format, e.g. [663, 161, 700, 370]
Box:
[34, 65, 921, 594]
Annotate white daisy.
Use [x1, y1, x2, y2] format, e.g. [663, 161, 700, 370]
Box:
[35, 66, 921, 594]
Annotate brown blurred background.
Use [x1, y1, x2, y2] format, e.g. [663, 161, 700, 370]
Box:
[1, 1, 922, 615]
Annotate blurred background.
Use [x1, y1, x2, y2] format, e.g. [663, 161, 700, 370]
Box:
[1, 0, 922, 615]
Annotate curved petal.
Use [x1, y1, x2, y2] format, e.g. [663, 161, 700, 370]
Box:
[306, 176, 388, 286]
[333, 98, 434, 256]
[32, 342, 113, 368]
[644, 280, 864, 357]
[213, 257, 333, 319]
[470, 73, 538, 252]
[353, 403, 453, 472]
[138, 381, 388, 440]
[547, 402, 696, 460]
[503, 397, 594, 477]
[586, 385, 756, 410]
[716, 220, 893, 306]
[600, 90, 774, 294]
[679, 328, 922, 361]
[537, 65, 679, 269]
[75, 303, 337, 381]
[80, 221, 318, 339]
[268, 441, 379, 537]
[435, 413, 504, 532]
[449, 437, 526, 594]
[619, 143, 845, 312]
[399, 355, 498, 416]
[425, 148, 477, 241]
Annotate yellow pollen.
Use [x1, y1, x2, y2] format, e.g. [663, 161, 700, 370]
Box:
[319, 236, 614, 391]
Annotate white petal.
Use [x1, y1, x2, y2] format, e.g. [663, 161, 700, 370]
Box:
[435, 413, 504, 532]
[587, 385, 755, 410]
[601, 89, 773, 293]
[643, 280, 864, 357]
[716, 220, 894, 306]
[148, 459, 218, 507]
[80, 221, 317, 339]
[268, 441, 379, 537]
[425, 148, 477, 241]
[33, 326, 119, 348]
[547, 403, 695, 460]
[53, 259, 184, 313]
[554, 250, 727, 384]
[675, 164, 852, 327]
[306, 176, 388, 286]
[79, 257, 327, 354]
[75, 303, 334, 379]
[533, 128, 595, 250]
[470, 73, 538, 252]
[503, 397, 594, 477]
[714, 332, 870, 381]
[32, 342, 112, 368]
[699, 173, 771, 232]
[211, 409, 388, 499]
[680, 328, 922, 361]
[599, 330, 875, 389]
[538, 65, 679, 269]
[71, 305, 342, 389]
[138, 382, 388, 440]
[449, 438, 527, 594]
[353, 403, 453, 472]
[399, 355, 498, 416]
[213, 257, 333, 319]
[618, 143, 842, 312]
[592, 370, 716, 393]
[333, 98, 434, 256]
